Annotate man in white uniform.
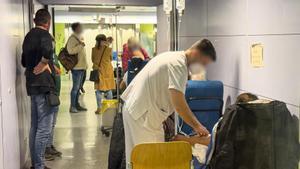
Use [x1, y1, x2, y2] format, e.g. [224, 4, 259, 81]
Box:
[121, 39, 217, 165]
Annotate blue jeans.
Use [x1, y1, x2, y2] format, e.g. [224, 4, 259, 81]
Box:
[95, 90, 113, 108]
[47, 106, 59, 147]
[30, 95, 55, 169]
[71, 70, 84, 107]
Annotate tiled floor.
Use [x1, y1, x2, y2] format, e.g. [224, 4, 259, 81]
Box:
[46, 77, 111, 169]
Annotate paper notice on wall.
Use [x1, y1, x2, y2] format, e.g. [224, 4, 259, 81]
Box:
[251, 44, 264, 67]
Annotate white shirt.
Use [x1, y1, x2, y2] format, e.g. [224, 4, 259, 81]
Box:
[121, 51, 188, 129]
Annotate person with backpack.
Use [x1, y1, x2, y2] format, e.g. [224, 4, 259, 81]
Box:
[91, 34, 116, 114]
[121, 37, 149, 72]
[67, 22, 88, 113]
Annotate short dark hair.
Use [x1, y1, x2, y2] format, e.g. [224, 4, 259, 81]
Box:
[71, 22, 81, 32]
[192, 39, 217, 61]
[34, 9, 51, 26]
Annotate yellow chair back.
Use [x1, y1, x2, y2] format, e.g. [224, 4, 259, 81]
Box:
[131, 141, 192, 169]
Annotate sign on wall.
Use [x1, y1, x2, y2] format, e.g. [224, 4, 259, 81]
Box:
[250, 43, 264, 68]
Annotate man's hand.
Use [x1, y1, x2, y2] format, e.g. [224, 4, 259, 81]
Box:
[54, 65, 61, 75]
[194, 124, 209, 136]
[33, 62, 52, 75]
[169, 89, 211, 136]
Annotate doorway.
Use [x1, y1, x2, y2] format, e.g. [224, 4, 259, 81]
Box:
[45, 5, 157, 168]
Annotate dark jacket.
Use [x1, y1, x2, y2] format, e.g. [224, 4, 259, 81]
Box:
[209, 101, 300, 169]
[21, 27, 56, 96]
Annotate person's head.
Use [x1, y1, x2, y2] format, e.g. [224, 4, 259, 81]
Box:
[236, 93, 258, 103]
[95, 34, 107, 48]
[127, 37, 140, 51]
[34, 9, 51, 31]
[71, 22, 83, 35]
[107, 37, 113, 44]
[186, 39, 216, 74]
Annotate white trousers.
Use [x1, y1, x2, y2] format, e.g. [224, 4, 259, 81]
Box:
[122, 106, 165, 168]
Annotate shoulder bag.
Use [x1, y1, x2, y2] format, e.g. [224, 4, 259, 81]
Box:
[89, 46, 107, 82]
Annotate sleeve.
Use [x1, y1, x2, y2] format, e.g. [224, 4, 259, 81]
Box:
[122, 48, 129, 72]
[66, 36, 83, 55]
[168, 62, 188, 93]
[40, 34, 53, 60]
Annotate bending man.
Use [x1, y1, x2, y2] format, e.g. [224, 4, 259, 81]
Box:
[121, 39, 217, 165]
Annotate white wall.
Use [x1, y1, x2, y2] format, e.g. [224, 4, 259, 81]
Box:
[0, 0, 43, 168]
[178, 0, 300, 115]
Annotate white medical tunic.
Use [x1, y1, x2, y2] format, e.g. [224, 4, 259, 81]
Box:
[121, 51, 188, 130]
[121, 51, 188, 165]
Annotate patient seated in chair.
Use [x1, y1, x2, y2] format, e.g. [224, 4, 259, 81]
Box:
[172, 93, 258, 166]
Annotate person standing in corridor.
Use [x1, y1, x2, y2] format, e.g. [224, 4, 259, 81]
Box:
[91, 34, 116, 114]
[21, 9, 56, 169]
[67, 22, 88, 113]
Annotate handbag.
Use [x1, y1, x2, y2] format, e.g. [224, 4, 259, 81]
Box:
[46, 92, 60, 107]
[89, 46, 107, 82]
[58, 35, 81, 71]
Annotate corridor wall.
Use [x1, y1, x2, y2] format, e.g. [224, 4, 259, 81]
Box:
[0, 0, 43, 168]
[178, 0, 300, 115]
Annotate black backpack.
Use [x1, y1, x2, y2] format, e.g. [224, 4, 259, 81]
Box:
[209, 101, 300, 169]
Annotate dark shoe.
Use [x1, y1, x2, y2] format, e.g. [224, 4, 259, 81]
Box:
[49, 145, 62, 157]
[95, 108, 101, 115]
[69, 107, 79, 113]
[45, 153, 55, 161]
[80, 87, 85, 93]
[76, 105, 87, 111]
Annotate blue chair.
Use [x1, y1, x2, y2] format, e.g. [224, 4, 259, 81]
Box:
[178, 80, 224, 135]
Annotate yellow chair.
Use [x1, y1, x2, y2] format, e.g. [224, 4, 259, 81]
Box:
[130, 141, 193, 169]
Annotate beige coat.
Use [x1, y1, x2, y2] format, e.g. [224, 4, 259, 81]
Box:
[67, 34, 88, 70]
[92, 45, 116, 91]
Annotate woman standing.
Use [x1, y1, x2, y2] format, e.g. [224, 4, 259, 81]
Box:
[92, 34, 116, 114]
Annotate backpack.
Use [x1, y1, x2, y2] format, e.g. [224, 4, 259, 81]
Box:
[58, 35, 80, 71]
[209, 101, 300, 169]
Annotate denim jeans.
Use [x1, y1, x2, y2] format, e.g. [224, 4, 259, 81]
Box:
[30, 94, 55, 169]
[71, 69, 84, 107]
[47, 106, 59, 147]
[95, 90, 113, 108]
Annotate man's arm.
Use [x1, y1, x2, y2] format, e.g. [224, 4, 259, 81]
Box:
[169, 89, 209, 136]
[33, 35, 53, 75]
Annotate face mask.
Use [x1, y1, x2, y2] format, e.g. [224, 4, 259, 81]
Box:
[189, 63, 205, 75]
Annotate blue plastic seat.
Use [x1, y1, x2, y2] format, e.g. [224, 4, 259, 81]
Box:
[179, 80, 224, 134]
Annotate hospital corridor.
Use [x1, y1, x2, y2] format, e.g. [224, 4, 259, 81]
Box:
[0, 0, 300, 169]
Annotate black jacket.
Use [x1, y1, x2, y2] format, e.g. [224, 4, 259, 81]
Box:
[209, 101, 300, 169]
[21, 27, 56, 96]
